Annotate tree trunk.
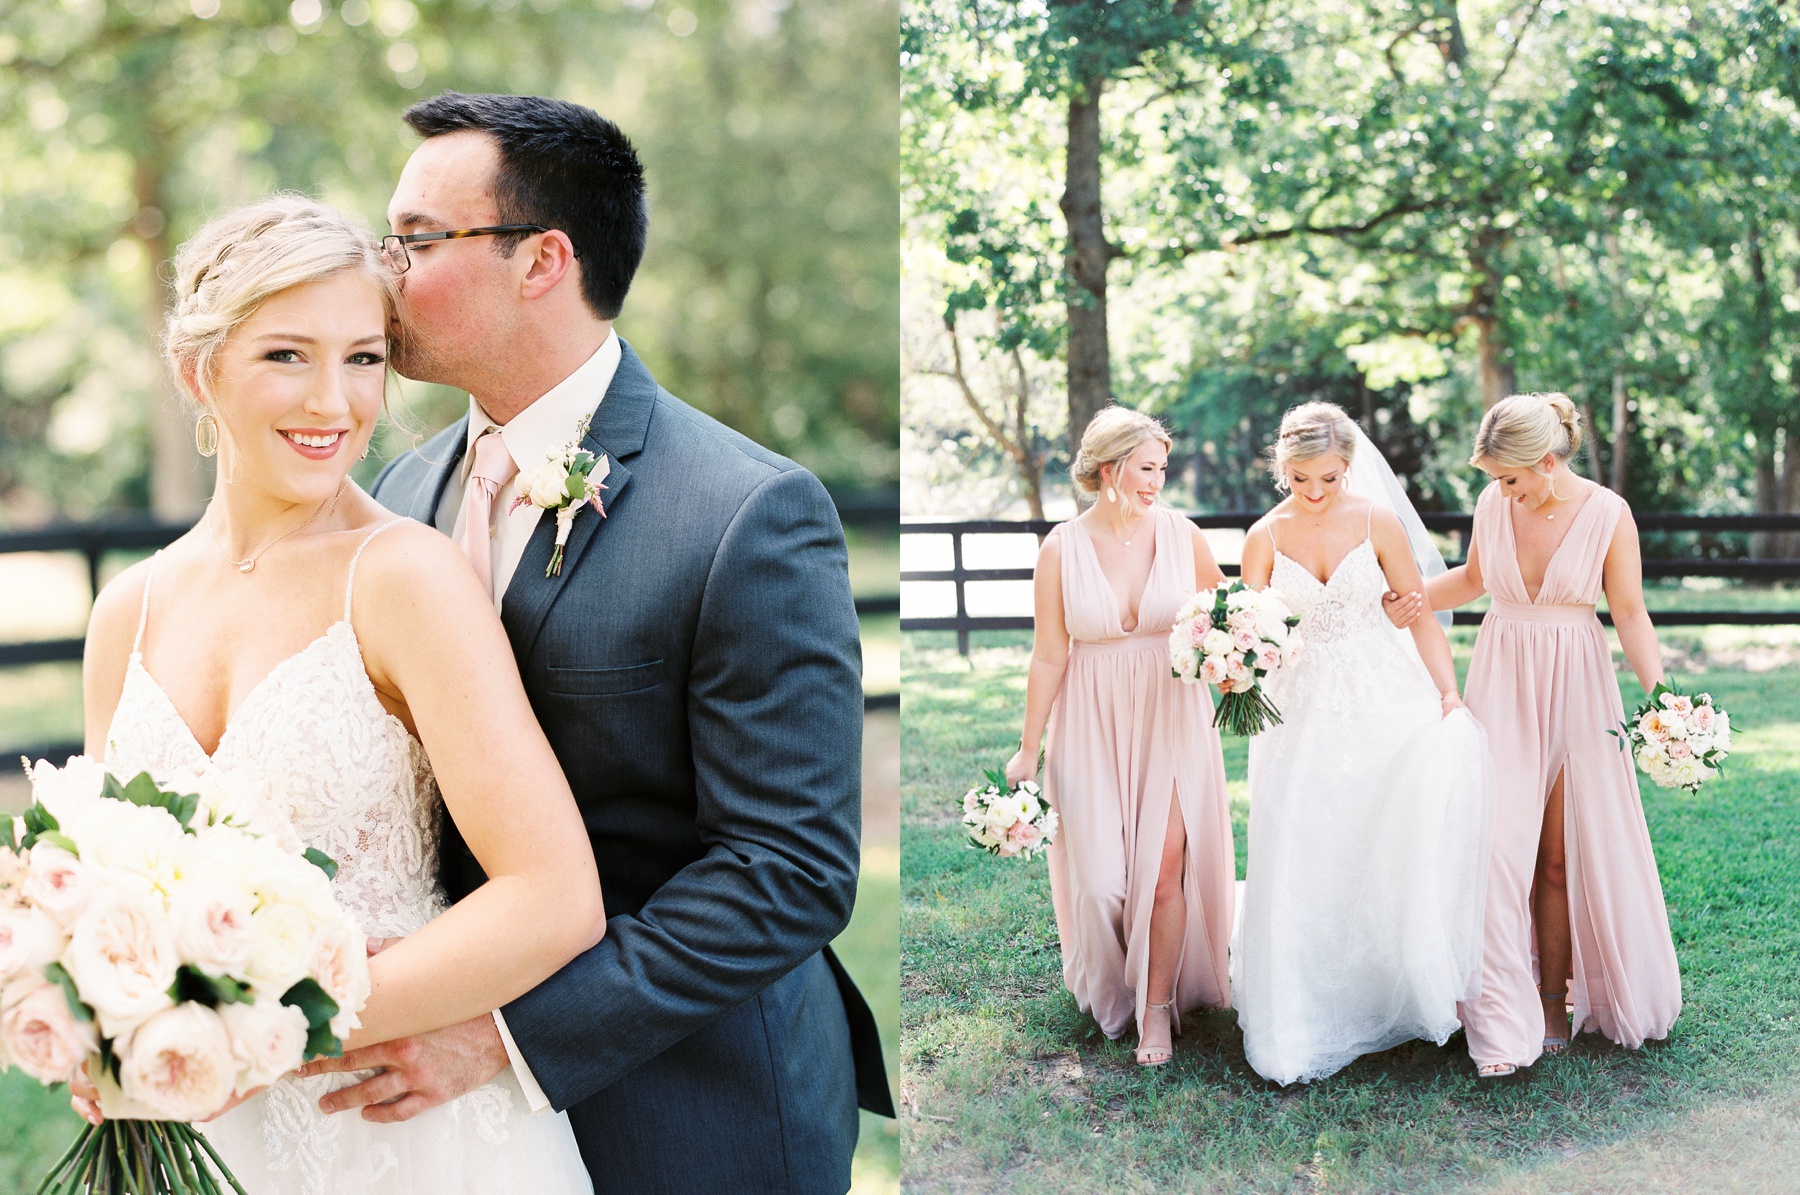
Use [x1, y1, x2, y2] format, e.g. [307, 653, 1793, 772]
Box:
[1580, 402, 1602, 480]
[1010, 347, 1047, 521]
[1468, 229, 1513, 409]
[1061, 74, 1113, 462]
[136, 156, 211, 520]
[1780, 420, 1800, 559]
[1609, 370, 1629, 495]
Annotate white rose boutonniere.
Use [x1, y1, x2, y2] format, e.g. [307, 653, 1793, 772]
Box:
[512, 416, 610, 577]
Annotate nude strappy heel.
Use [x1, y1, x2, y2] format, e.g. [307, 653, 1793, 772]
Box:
[1136, 1000, 1175, 1067]
[1541, 988, 1571, 1056]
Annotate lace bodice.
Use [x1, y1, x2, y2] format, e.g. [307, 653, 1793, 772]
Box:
[104, 526, 444, 939]
[1271, 539, 1393, 648]
[99, 521, 525, 1192]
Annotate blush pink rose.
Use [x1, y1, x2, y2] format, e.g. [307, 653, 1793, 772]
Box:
[1198, 657, 1228, 686]
[1254, 644, 1282, 672]
[0, 906, 63, 983]
[1, 976, 97, 1084]
[118, 1003, 237, 1121]
[1232, 628, 1259, 652]
[21, 847, 90, 929]
[1006, 821, 1042, 850]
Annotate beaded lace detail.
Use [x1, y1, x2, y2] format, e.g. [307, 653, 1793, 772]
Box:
[1268, 539, 1416, 716]
[101, 521, 514, 1190]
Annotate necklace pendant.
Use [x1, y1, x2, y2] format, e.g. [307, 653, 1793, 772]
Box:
[238, 560, 255, 573]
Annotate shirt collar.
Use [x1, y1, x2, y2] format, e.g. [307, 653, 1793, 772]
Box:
[461, 330, 621, 479]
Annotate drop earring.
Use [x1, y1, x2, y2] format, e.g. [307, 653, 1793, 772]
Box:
[1106, 486, 1117, 504]
[195, 412, 219, 457]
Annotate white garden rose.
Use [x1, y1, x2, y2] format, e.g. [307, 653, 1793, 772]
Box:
[64, 884, 179, 1037]
[63, 798, 185, 893]
[0, 905, 64, 983]
[0, 975, 97, 1084]
[519, 458, 572, 508]
[310, 920, 370, 1036]
[1200, 629, 1233, 656]
[168, 878, 256, 979]
[22, 845, 91, 928]
[246, 903, 319, 994]
[118, 1003, 237, 1121]
[218, 997, 310, 1089]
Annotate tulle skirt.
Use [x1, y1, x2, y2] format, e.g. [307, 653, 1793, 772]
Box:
[1235, 626, 1496, 1085]
[199, 1066, 592, 1194]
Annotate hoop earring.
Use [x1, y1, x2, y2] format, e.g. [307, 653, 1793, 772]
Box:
[1547, 473, 1566, 502]
[195, 413, 219, 457]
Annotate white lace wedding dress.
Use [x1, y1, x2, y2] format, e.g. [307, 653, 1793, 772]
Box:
[103, 522, 594, 1195]
[1233, 525, 1496, 1086]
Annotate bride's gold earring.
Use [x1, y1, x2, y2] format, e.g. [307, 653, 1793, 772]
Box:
[195, 412, 219, 457]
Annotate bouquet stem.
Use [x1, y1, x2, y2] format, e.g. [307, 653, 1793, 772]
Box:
[1212, 688, 1284, 738]
[38, 1122, 247, 1195]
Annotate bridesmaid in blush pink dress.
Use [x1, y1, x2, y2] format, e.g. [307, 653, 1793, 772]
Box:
[1005, 408, 1235, 1067]
[1424, 393, 1681, 1076]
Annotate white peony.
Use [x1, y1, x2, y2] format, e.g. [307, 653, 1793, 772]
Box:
[63, 884, 180, 1037]
[168, 878, 256, 979]
[118, 1003, 237, 1121]
[61, 798, 185, 894]
[0, 905, 65, 983]
[218, 997, 310, 1090]
[0, 975, 97, 1084]
[22, 845, 91, 929]
[26, 757, 108, 824]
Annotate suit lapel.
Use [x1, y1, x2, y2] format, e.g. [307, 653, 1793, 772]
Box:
[499, 340, 657, 662]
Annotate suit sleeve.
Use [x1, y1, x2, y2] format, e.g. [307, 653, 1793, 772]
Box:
[498, 467, 865, 1109]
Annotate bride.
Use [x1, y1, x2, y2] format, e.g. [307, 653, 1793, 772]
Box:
[75, 196, 600, 1192]
[1233, 402, 1496, 1085]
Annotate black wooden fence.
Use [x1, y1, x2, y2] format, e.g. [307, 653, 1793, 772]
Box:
[0, 490, 898, 760]
[901, 512, 1800, 655]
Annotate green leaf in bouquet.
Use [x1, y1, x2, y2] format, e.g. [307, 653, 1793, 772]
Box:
[169, 965, 254, 1008]
[34, 830, 79, 857]
[280, 977, 340, 1029]
[98, 1033, 121, 1084]
[22, 802, 58, 836]
[304, 1022, 343, 1060]
[165, 791, 200, 832]
[981, 767, 1008, 792]
[303, 847, 339, 880]
[41, 962, 93, 1024]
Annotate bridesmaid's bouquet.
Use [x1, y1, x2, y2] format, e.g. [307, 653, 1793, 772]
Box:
[1613, 683, 1733, 793]
[962, 770, 1058, 860]
[1169, 581, 1301, 737]
[4, 757, 370, 1195]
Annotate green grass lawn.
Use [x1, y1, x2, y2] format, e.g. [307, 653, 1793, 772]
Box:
[901, 631, 1800, 1193]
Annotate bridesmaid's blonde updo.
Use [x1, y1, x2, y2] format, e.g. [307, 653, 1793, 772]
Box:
[1469, 392, 1583, 470]
[164, 194, 401, 405]
[1070, 406, 1173, 498]
[1266, 401, 1359, 491]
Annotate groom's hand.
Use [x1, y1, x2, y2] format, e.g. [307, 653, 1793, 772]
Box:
[298, 1014, 511, 1123]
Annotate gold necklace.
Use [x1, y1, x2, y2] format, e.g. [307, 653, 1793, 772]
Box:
[1095, 505, 1146, 546]
[208, 480, 346, 573]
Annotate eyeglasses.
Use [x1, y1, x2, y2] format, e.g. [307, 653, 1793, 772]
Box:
[378, 225, 563, 274]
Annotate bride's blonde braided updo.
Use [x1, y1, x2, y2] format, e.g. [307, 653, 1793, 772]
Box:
[1070, 406, 1172, 498]
[1469, 392, 1583, 470]
[1267, 402, 1359, 491]
[164, 194, 400, 405]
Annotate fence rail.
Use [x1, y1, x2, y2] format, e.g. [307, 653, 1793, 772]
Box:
[0, 491, 898, 759]
[902, 512, 1800, 655]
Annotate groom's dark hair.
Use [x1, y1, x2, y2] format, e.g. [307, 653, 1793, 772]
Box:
[402, 92, 647, 321]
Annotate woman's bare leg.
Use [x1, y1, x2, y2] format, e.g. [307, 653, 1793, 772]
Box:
[1138, 793, 1187, 1065]
[1534, 768, 1572, 1048]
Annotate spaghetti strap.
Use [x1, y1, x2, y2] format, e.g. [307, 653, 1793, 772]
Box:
[1267, 521, 1278, 551]
[344, 519, 410, 622]
[1365, 502, 1374, 539]
[133, 551, 163, 655]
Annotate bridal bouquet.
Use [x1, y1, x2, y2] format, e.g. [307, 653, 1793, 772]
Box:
[4, 757, 369, 1195]
[1169, 581, 1301, 737]
[962, 770, 1058, 861]
[1613, 683, 1733, 793]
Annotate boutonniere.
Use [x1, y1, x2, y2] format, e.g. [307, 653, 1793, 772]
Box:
[512, 417, 610, 577]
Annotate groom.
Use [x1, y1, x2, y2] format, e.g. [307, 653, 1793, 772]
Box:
[307, 92, 892, 1192]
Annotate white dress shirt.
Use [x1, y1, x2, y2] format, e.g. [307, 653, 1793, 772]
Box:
[430, 330, 620, 1111]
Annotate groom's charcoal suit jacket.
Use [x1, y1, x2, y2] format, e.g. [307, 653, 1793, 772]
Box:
[372, 340, 891, 1195]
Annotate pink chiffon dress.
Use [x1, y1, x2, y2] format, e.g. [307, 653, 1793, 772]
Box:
[1458, 481, 1682, 1069]
[1042, 505, 1235, 1039]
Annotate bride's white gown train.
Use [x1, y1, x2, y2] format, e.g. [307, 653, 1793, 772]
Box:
[103, 522, 593, 1194]
[1233, 532, 1495, 1086]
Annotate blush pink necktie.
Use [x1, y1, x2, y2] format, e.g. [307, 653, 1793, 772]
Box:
[453, 428, 518, 597]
